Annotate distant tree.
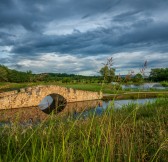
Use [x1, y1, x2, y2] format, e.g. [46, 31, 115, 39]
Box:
[0, 65, 9, 81]
[0, 64, 102, 83]
[62, 78, 71, 83]
[24, 70, 34, 82]
[149, 68, 168, 81]
[133, 73, 143, 83]
[99, 57, 115, 83]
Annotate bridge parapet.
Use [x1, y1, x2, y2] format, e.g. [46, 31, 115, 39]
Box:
[0, 85, 102, 110]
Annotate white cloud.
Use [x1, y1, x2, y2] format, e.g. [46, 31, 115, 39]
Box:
[12, 51, 168, 75]
[14, 53, 103, 75]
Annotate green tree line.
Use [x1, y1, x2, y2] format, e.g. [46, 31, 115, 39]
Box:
[0, 64, 167, 83]
[149, 68, 168, 81]
[0, 65, 101, 83]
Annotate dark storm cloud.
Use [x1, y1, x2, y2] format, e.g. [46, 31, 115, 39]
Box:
[0, 57, 11, 64]
[0, 32, 16, 46]
[10, 19, 168, 57]
[1, 0, 166, 32]
[0, 0, 115, 31]
[0, 0, 168, 74]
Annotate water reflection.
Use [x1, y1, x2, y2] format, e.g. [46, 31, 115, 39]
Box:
[104, 98, 156, 109]
[0, 98, 157, 124]
[0, 106, 48, 124]
[121, 83, 166, 90]
[38, 94, 67, 114]
[0, 100, 101, 124]
[72, 98, 156, 118]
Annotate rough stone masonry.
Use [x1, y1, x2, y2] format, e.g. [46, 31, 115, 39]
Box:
[0, 85, 103, 110]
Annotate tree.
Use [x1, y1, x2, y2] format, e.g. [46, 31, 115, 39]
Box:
[133, 73, 143, 83]
[26, 70, 33, 82]
[0, 65, 9, 81]
[149, 68, 168, 81]
[99, 57, 115, 83]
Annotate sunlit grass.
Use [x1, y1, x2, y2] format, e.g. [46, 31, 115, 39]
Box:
[0, 82, 117, 94]
[0, 98, 168, 162]
[161, 81, 168, 87]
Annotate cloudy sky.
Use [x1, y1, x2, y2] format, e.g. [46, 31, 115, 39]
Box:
[0, 0, 168, 75]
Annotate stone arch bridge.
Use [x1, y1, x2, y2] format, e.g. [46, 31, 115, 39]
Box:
[0, 85, 102, 110]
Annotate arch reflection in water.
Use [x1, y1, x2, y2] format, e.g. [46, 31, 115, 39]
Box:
[61, 100, 102, 115]
[38, 94, 67, 114]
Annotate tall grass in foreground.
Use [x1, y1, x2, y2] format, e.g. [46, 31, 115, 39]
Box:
[0, 98, 168, 162]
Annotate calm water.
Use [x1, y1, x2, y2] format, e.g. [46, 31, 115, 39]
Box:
[0, 98, 156, 125]
[121, 83, 166, 90]
[73, 98, 156, 118]
[102, 98, 156, 109]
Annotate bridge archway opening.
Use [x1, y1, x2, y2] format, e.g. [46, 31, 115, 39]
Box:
[38, 93, 67, 114]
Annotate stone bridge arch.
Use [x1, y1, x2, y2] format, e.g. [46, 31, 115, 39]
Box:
[0, 85, 102, 110]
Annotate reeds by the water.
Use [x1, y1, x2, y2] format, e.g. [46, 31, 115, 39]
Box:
[0, 98, 168, 162]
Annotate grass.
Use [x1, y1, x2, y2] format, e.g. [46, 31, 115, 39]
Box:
[103, 92, 168, 100]
[0, 98, 168, 161]
[161, 81, 168, 87]
[0, 82, 117, 94]
[0, 82, 41, 92]
[58, 83, 116, 93]
[0, 82, 168, 95]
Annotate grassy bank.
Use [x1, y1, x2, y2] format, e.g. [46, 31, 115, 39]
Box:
[103, 92, 168, 100]
[161, 81, 168, 87]
[0, 82, 115, 93]
[0, 98, 168, 161]
[0, 82, 168, 95]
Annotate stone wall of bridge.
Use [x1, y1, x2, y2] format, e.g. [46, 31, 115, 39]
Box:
[0, 85, 102, 110]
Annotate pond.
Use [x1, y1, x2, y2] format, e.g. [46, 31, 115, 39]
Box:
[121, 83, 166, 90]
[74, 98, 156, 118]
[38, 95, 156, 114]
[0, 98, 156, 125]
